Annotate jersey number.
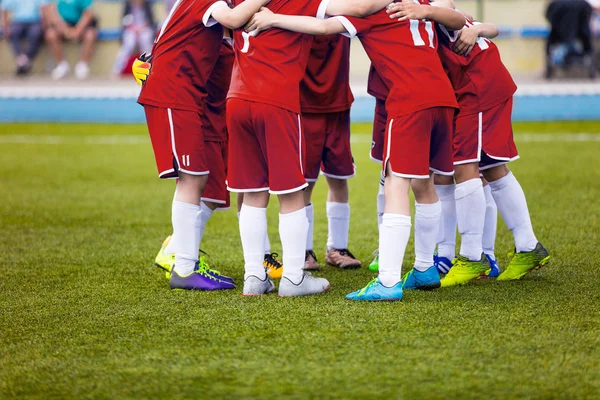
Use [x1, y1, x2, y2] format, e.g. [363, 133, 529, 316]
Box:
[408, 0, 434, 47]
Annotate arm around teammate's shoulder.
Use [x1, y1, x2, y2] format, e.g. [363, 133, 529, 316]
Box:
[210, 0, 270, 29]
[325, 0, 391, 17]
[245, 9, 346, 36]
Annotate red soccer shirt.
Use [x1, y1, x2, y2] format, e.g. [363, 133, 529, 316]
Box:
[436, 19, 517, 115]
[300, 35, 354, 114]
[367, 64, 389, 101]
[203, 39, 234, 141]
[334, 1, 458, 118]
[138, 0, 228, 113]
[227, 0, 321, 114]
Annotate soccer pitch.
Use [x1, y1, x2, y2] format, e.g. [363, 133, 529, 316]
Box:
[1, 121, 599, 399]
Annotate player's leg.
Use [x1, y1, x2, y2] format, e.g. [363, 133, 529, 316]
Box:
[440, 110, 491, 287]
[260, 107, 329, 297]
[226, 99, 275, 295]
[434, 173, 456, 274]
[479, 97, 549, 280]
[303, 181, 319, 270]
[482, 178, 500, 278]
[403, 175, 442, 290]
[320, 110, 360, 269]
[369, 98, 387, 271]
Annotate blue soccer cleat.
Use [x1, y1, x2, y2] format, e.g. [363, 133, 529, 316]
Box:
[346, 278, 403, 302]
[434, 252, 454, 275]
[402, 266, 441, 290]
[485, 254, 500, 278]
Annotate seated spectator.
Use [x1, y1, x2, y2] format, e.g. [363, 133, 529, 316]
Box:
[1, 0, 49, 76]
[44, 0, 98, 80]
[111, 0, 155, 77]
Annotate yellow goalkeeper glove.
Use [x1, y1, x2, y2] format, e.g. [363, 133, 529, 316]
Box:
[132, 53, 152, 86]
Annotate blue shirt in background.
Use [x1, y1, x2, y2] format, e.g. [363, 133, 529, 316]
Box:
[1, 0, 49, 23]
[56, 0, 93, 25]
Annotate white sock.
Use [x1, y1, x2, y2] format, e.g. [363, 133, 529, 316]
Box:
[377, 175, 385, 228]
[306, 203, 314, 251]
[171, 200, 201, 276]
[264, 231, 271, 255]
[239, 204, 268, 280]
[435, 184, 457, 260]
[455, 178, 485, 261]
[482, 185, 497, 258]
[378, 213, 411, 287]
[488, 172, 538, 252]
[414, 201, 441, 271]
[197, 202, 215, 249]
[326, 201, 350, 250]
[279, 208, 309, 284]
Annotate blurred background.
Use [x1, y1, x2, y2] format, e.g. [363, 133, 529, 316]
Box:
[1, 0, 600, 122]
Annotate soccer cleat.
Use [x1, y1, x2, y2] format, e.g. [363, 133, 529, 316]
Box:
[345, 278, 403, 302]
[278, 273, 330, 297]
[243, 274, 275, 296]
[484, 254, 500, 278]
[264, 253, 283, 279]
[434, 252, 454, 275]
[155, 236, 233, 283]
[369, 250, 379, 272]
[497, 242, 550, 281]
[304, 250, 320, 270]
[170, 263, 236, 291]
[326, 248, 361, 269]
[402, 266, 441, 290]
[440, 255, 490, 287]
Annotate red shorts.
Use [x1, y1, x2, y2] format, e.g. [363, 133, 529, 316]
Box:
[371, 98, 387, 163]
[383, 107, 454, 178]
[226, 98, 307, 194]
[302, 110, 355, 182]
[454, 98, 519, 170]
[202, 140, 230, 209]
[144, 105, 208, 179]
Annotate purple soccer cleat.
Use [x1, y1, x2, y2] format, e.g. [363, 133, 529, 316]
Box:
[170, 263, 236, 291]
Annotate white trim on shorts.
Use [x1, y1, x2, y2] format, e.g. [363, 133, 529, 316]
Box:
[305, 178, 319, 183]
[391, 172, 431, 179]
[429, 167, 454, 176]
[201, 197, 226, 205]
[479, 156, 520, 171]
[159, 168, 176, 178]
[320, 169, 356, 180]
[298, 114, 304, 175]
[453, 111, 483, 166]
[226, 186, 270, 193]
[370, 153, 383, 163]
[269, 182, 309, 195]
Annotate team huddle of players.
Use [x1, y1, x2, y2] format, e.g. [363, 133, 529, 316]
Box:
[133, 0, 550, 301]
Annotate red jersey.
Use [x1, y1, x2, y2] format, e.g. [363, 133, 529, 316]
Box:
[337, 1, 457, 118]
[366, 64, 389, 101]
[300, 35, 354, 114]
[138, 0, 228, 113]
[227, 0, 321, 114]
[203, 39, 234, 141]
[436, 19, 517, 115]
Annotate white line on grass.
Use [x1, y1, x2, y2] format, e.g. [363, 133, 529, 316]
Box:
[0, 133, 599, 145]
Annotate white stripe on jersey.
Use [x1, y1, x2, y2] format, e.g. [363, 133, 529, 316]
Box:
[155, 0, 184, 44]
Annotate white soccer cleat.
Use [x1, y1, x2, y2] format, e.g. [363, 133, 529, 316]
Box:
[243, 274, 275, 296]
[278, 273, 330, 297]
[74, 61, 90, 80]
[51, 61, 70, 80]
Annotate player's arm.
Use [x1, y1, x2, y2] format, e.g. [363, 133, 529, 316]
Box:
[245, 8, 347, 36]
[453, 22, 498, 55]
[210, 0, 271, 30]
[324, 0, 392, 17]
[387, 0, 465, 30]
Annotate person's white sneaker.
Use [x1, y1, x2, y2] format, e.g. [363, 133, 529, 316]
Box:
[243, 274, 275, 296]
[51, 61, 70, 80]
[74, 61, 90, 80]
[278, 273, 330, 297]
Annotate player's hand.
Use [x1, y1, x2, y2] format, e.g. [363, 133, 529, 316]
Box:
[132, 53, 152, 86]
[386, 0, 431, 21]
[244, 7, 275, 34]
[453, 25, 479, 56]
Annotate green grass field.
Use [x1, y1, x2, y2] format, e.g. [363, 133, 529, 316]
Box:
[1, 121, 599, 399]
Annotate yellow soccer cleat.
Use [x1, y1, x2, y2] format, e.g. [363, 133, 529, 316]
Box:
[440, 255, 490, 287]
[264, 253, 283, 279]
[155, 236, 175, 278]
[132, 53, 152, 86]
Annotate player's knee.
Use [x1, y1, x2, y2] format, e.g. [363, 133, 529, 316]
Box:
[434, 173, 454, 186]
[243, 191, 269, 208]
[278, 190, 305, 214]
[482, 164, 509, 182]
[411, 177, 437, 203]
[454, 163, 480, 183]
